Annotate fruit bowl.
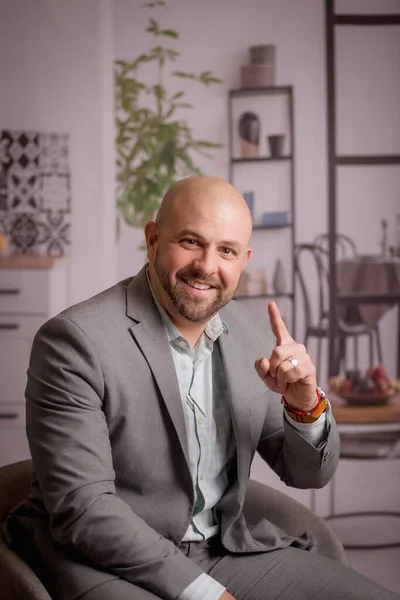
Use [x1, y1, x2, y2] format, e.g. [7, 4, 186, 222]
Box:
[329, 366, 398, 406]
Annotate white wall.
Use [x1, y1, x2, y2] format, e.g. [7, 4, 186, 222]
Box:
[0, 0, 117, 305]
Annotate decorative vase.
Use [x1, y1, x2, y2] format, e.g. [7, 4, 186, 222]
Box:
[272, 259, 287, 295]
[238, 112, 260, 158]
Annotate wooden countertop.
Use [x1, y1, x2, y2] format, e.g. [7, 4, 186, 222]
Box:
[0, 254, 65, 269]
[329, 391, 400, 424]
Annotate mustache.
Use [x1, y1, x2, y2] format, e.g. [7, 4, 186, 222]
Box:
[176, 268, 223, 290]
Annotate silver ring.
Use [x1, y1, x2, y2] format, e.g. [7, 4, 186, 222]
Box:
[288, 357, 298, 368]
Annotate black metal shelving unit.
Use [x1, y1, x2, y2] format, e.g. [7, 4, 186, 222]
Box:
[326, 0, 400, 377]
[228, 86, 296, 331]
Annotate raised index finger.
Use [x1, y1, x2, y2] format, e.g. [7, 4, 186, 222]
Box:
[268, 301, 294, 346]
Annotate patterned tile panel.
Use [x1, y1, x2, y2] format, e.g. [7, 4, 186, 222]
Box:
[0, 130, 71, 256]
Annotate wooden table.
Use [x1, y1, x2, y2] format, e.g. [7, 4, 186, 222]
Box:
[329, 392, 400, 424]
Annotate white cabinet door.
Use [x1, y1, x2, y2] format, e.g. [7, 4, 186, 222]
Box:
[0, 404, 30, 467]
[0, 316, 45, 404]
[0, 338, 30, 403]
[0, 269, 50, 314]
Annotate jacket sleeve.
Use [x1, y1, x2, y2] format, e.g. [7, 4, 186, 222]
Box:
[26, 315, 204, 600]
[255, 389, 340, 490]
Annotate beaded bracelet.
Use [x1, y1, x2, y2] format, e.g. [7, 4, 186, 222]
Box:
[281, 387, 328, 423]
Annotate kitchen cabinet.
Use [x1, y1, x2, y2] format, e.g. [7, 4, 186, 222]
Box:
[0, 255, 68, 467]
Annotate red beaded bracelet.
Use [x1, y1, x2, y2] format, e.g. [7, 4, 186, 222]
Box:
[281, 387, 328, 423]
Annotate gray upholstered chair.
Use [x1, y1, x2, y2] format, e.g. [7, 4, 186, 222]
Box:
[0, 460, 51, 600]
[0, 460, 348, 600]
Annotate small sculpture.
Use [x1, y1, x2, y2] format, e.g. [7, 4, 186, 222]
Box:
[238, 112, 260, 158]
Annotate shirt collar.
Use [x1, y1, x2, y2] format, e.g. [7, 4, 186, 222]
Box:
[146, 268, 225, 343]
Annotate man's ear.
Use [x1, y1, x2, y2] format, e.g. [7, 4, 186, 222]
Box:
[144, 221, 158, 262]
[244, 247, 252, 266]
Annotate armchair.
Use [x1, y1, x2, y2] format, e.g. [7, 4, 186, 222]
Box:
[0, 460, 348, 600]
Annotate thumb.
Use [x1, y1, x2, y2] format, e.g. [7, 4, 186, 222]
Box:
[255, 357, 270, 380]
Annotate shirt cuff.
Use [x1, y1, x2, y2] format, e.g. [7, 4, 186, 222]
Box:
[177, 573, 226, 600]
[284, 402, 331, 447]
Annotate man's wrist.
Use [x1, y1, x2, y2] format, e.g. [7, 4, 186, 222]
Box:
[281, 387, 328, 423]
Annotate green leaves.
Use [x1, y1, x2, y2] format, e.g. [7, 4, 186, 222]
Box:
[162, 28, 178, 38]
[142, 1, 166, 9]
[172, 70, 222, 85]
[114, 2, 222, 244]
[199, 70, 223, 85]
[145, 17, 179, 41]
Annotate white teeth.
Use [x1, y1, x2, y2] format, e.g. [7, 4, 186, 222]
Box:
[187, 281, 211, 290]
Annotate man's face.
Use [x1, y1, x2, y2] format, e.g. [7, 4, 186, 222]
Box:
[146, 196, 252, 325]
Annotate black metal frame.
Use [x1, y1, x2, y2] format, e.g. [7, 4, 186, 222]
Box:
[228, 86, 296, 331]
[325, 0, 400, 378]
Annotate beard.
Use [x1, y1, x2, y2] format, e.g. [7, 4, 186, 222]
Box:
[153, 251, 236, 323]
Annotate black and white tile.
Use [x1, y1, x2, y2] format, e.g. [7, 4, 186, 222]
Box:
[37, 210, 71, 257]
[0, 130, 71, 256]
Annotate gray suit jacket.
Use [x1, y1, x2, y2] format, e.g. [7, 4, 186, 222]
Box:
[3, 267, 340, 600]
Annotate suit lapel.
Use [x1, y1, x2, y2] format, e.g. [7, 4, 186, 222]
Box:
[218, 311, 255, 488]
[125, 268, 190, 468]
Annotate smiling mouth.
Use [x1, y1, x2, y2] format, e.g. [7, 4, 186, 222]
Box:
[182, 279, 215, 292]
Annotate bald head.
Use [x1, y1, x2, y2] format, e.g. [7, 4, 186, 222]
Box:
[156, 176, 253, 241]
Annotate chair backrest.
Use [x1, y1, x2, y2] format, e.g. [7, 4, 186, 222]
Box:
[294, 243, 329, 331]
[294, 241, 362, 337]
[0, 460, 52, 600]
[313, 233, 358, 260]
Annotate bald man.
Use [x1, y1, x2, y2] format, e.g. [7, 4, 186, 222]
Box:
[3, 177, 398, 600]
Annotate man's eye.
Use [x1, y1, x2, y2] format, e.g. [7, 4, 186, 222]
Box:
[221, 247, 235, 255]
[182, 238, 198, 246]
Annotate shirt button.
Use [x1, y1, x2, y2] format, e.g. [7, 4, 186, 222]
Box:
[178, 340, 186, 348]
[198, 418, 203, 425]
[200, 473, 204, 480]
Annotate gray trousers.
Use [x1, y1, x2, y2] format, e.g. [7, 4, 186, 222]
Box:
[79, 538, 400, 600]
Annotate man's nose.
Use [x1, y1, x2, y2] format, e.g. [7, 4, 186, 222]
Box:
[193, 248, 218, 275]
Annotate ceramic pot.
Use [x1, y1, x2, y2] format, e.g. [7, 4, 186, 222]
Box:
[268, 134, 285, 158]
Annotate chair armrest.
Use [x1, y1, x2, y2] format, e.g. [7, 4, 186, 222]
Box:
[0, 533, 52, 600]
[243, 480, 348, 565]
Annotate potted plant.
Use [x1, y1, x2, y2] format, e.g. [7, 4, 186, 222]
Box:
[114, 0, 222, 238]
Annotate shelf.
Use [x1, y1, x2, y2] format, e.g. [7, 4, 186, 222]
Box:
[336, 155, 400, 166]
[229, 86, 292, 98]
[337, 292, 400, 305]
[232, 155, 292, 164]
[228, 81, 296, 333]
[335, 14, 400, 26]
[252, 223, 291, 231]
[235, 292, 294, 301]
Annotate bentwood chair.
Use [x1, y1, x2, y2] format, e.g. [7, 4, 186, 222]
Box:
[313, 232, 358, 260]
[294, 243, 383, 377]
